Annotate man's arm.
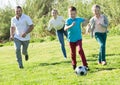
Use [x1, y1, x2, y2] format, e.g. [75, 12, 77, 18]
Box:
[21, 24, 34, 37]
[9, 26, 15, 40]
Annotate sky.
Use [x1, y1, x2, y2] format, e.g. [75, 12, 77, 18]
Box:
[0, 0, 25, 9]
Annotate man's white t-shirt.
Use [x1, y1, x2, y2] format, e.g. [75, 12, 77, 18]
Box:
[11, 14, 33, 41]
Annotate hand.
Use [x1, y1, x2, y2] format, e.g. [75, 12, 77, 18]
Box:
[21, 32, 27, 38]
[85, 24, 90, 34]
[9, 36, 14, 41]
[71, 21, 76, 26]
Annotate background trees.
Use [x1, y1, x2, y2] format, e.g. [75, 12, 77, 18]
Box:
[0, 0, 120, 41]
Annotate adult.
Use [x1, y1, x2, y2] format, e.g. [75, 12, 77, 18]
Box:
[10, 6, 34, 69]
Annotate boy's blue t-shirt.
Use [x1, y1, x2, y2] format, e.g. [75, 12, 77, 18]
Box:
[65, 17, 85, 42]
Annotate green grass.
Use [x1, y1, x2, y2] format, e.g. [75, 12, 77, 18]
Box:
[0, 35, 120, 85]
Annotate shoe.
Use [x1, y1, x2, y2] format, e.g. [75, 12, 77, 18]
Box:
[64, 56, 67, 59]
[85, 66, 90, 71]
[25, 55, 29, 61]
[98, 62, 102, 64]
[19, 66, 24, 69]
[102, 61, 107, 65]
[73, 65, 76, 70]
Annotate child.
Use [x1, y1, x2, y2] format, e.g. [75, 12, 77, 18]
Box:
[86, 5, 108, 65]
[64, 6, 88, 70]
[47, 9, 67, 58]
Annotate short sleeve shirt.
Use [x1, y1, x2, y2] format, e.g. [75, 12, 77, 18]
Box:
[11, 14, 33, 41]
[65, 17, 85, 42]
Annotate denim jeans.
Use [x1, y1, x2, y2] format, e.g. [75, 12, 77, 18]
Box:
[14, 38, 29, 67]
[56, 28, 67, 58]
[95, 32, 107, 62]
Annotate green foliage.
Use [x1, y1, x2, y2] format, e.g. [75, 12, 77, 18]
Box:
[1, 0, 120, 41]
[109, 25, 120, 35]
[0, 8, 14, 40]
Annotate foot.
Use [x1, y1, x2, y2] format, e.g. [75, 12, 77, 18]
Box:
[19, 66, 24, 69]
[85, 66, 90, 71]
[64, 56, 67, 59]
[102, 61, 107, 65]
[98, 61, 102, 64]
[25, 55, 29, 61]
[73, 65, 76, 70]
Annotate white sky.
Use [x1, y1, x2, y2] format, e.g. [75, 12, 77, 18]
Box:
[0, 0, 25, 9]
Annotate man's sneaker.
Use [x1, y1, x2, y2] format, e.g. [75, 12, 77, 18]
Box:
[73, 65, 76, 70]
[25, 55, 29, 61]
[19, 66, 24, 69]
[102, 61, 107, 65]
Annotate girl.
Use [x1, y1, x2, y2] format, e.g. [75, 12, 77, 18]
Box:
[47, 9, 67, 58]
[86, 5, 109, 65]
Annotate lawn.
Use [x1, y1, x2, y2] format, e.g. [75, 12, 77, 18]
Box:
[0, 35, 120, 85]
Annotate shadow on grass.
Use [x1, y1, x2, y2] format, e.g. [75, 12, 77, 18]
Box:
[106, 53, 120, 57]
[88, 53, 120, 59]
[39, 60, 71, 66]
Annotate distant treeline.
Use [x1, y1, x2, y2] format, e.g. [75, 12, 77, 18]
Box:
[0, 0, 120, 41]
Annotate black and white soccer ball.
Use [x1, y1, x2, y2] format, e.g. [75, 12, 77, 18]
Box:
[75, 66, 87, 76]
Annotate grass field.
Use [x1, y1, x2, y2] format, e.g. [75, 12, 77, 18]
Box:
[0, 35, 120, 85]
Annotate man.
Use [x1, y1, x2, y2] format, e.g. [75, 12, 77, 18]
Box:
[10, 6, 34, 69]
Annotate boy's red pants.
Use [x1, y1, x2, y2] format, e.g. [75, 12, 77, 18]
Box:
[69, 40, 88, 66]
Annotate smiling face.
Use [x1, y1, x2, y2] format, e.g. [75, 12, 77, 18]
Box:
[68, 9, 77, 19]
[92, 5, 101, 16]
[51, 10, 58, 18]
[92, 7, 100, 15]
[15, 7, 22, 18]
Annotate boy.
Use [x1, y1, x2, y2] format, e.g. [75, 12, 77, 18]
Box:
[64, 6, 88, 70]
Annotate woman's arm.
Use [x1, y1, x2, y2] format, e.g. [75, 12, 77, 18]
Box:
[100, 15, 108, 28]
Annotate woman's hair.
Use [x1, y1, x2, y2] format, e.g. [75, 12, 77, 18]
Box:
[68, 6, 77, 11]
[51, 9, 58, 14]
[92, 4, 101, 10]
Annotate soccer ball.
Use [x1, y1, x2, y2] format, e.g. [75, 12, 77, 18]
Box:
[75, 66, 87, 76]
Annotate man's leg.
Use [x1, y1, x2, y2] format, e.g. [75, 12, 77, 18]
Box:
[14, 38, 23, 68]
[22, 40, 29, 61]
[56, 30, 67, 58]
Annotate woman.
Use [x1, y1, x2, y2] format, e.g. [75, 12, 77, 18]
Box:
[86, 5, 108, 65]
[47, 9, 67, 58]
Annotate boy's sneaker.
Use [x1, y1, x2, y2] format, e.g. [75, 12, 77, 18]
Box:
[73, 65, 76, 70]
[25, 55, 29, 61]
[85, 66, 90, 71]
